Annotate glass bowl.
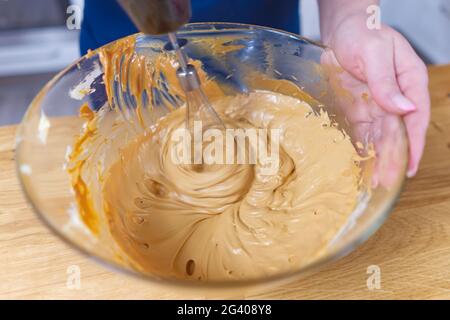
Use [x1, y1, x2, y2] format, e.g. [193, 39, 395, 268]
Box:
[15, 23, 407, 291]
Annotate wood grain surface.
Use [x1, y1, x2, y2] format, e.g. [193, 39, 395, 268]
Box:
[1, 65, 449, 300]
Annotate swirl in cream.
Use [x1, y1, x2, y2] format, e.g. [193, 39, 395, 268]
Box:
[101, 91, 361, 280]
[67, 36, 365, 282]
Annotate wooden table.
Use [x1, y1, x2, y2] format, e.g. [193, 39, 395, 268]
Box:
[1, 65, 450, 300]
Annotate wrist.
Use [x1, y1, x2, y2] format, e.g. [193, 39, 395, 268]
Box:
[318, 0, 379, 45]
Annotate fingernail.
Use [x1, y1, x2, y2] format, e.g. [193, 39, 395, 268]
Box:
[392, 94, 416, 112]
[407, 168, 417, 178]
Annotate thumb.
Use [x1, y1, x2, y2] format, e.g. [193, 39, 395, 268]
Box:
[364, 46, 416, 114]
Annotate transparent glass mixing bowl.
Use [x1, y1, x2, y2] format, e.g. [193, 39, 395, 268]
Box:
[16, 23, 407, 290]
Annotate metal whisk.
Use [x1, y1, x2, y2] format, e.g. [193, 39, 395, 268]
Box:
[167, 32, 225, 130]
[118, 0, 225, 131]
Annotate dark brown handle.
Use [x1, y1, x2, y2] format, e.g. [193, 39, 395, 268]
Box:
[118, 0, 191, 34]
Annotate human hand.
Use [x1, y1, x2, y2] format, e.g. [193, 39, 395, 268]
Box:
[320, 13, 430, 178]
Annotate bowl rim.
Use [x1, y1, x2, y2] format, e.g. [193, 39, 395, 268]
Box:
[15, 22, 407, 291]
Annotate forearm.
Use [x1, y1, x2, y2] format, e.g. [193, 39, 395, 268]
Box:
[318, 0, 379, 43]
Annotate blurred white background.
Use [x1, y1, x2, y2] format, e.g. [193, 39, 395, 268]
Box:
[0, 0, 449, 125]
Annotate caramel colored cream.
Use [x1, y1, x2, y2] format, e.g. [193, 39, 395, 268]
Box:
[67, 35, 365, 282]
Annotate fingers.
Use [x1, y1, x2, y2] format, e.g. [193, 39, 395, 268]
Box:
[393, 34, 430, 177]
[404, 111, 429, 177]
[363, 39, 417, 114]
[326, 28, 430, 178]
